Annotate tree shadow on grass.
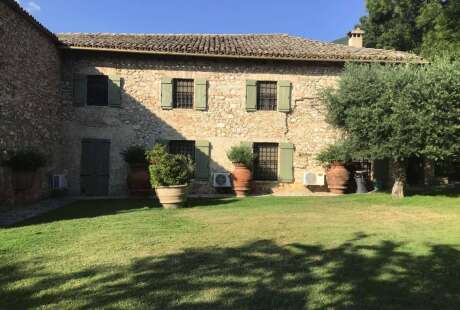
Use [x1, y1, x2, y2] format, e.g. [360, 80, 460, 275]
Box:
[186, 197, 239, 208]
[1, 234, 460, 309]
[8, 198, 240, 228]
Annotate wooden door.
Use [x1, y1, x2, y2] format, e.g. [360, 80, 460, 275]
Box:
[80, 139, 110, 196]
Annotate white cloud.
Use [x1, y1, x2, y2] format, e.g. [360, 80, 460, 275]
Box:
[26, 1, 41, 12]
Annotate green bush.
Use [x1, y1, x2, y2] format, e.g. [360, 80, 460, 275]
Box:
[120, 146, 148, 165]
[316, 142, 353, 167]
[2, 149, 47, 171]
[227, 144, 255, 168]
[322, 58, 460, 197]
[146, 144, 194, 188]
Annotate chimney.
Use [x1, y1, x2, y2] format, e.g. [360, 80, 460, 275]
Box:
[348, 27, 364, 48]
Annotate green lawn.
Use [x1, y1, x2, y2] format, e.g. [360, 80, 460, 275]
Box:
[1, 194, 460, 309]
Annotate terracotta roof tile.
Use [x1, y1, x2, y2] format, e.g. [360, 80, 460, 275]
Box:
[57, 33, 423, 63]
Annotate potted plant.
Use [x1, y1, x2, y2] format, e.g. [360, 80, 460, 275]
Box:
[121, 145, 151, 195]
[146, 144, 194, 208]
[316, 143, 352, 194]
[227, 144, 255, 197]
[2, 149, 47, 191]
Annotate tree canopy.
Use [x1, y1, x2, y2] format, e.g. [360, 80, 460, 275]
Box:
[323, 58, 460, 197]
[360, 0, 460, 58]
[417, 0, 460, 58]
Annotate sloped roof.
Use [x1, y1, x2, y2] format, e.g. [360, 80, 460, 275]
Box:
[57, 33, 424, 63]
[3, 0, 59, 43]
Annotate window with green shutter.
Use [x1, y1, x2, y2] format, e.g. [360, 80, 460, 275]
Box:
[74, 74, 123, 108]
[247, 80, 291, 112]
[166, 140, 210, 180]
[279, 143, 294, 182]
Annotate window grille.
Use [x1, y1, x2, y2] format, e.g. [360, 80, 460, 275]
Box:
[173, 79, 194, 109]
[169, 140, 195, 161]
[257, 81, 277, 111]
[253, 143, 278, 180]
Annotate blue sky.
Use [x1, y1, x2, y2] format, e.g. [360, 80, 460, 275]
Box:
[20, 0, 366, 42]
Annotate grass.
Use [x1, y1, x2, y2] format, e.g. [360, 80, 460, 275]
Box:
[1, 193, 460, 309]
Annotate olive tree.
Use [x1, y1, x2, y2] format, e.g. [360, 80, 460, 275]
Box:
[323, 58, 460, 197]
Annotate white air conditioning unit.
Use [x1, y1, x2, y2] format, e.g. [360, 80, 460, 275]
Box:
[303, 172, 325, 186]
[50, 174, 68, 190]
[212, 172, 232, 188]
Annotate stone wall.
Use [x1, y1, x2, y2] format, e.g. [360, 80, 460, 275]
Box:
[60, 51, 343, 195]
[0, 2, 62, 204]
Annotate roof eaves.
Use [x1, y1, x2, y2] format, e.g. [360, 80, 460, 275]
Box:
[58, 45, 427, 64]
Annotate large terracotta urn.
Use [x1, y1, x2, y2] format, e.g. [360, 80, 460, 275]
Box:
[127, 164, 151, 196]
[326, 162, 350, 194]
[155, 184, 189, 209]
[231, 163, 252, 197]
[11, 170, 36, 191]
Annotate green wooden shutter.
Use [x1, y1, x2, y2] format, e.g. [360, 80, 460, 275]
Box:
[161, 78, 173, 110]
[195, 140, 210, 180]
[73, 75, 87, 106]
[194, 79, 207, 111]
[279, 143, 294, 182]
[246, 80, 257, 112]
[277, 80, 292, 113]
[108, 75, 122, 108]
[156, 139, 169, 151]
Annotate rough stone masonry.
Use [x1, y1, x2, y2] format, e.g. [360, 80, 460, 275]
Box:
[0, 1, 62, 204]
[59, 52, 343, 195]
[1, 0, 422, 203]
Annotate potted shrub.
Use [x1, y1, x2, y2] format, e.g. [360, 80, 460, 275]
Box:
[2, 149, 47, 191]
[227, 144, 255, 197]
[121, 145, 151, 195]
[146, 144, 194, 208]
[316, 143, 352, 194]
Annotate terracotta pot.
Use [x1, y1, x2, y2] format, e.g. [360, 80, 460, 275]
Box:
[231, 163, 252, 197]
[326, 162, 350, 194]
[155, 184, 189, 209]
[11, 170, 36, 191]
[127, 164, 151, 195]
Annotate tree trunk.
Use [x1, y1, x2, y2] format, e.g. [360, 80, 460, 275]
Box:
[391, 160, 407, 198]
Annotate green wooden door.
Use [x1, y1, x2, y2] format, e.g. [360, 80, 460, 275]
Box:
[80, 139, 110, 196]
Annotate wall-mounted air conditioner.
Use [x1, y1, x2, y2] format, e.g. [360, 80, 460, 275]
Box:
[212, 172, 232, 188]
[50, 174, 68, 190]
[303, 172, 325, 186]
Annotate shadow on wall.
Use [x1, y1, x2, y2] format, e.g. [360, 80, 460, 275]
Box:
[1, 233, 460, 308]
[62, 54, 231, 196]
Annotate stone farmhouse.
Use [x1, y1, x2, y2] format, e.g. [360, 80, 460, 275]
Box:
[0, 0, 424, 202]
